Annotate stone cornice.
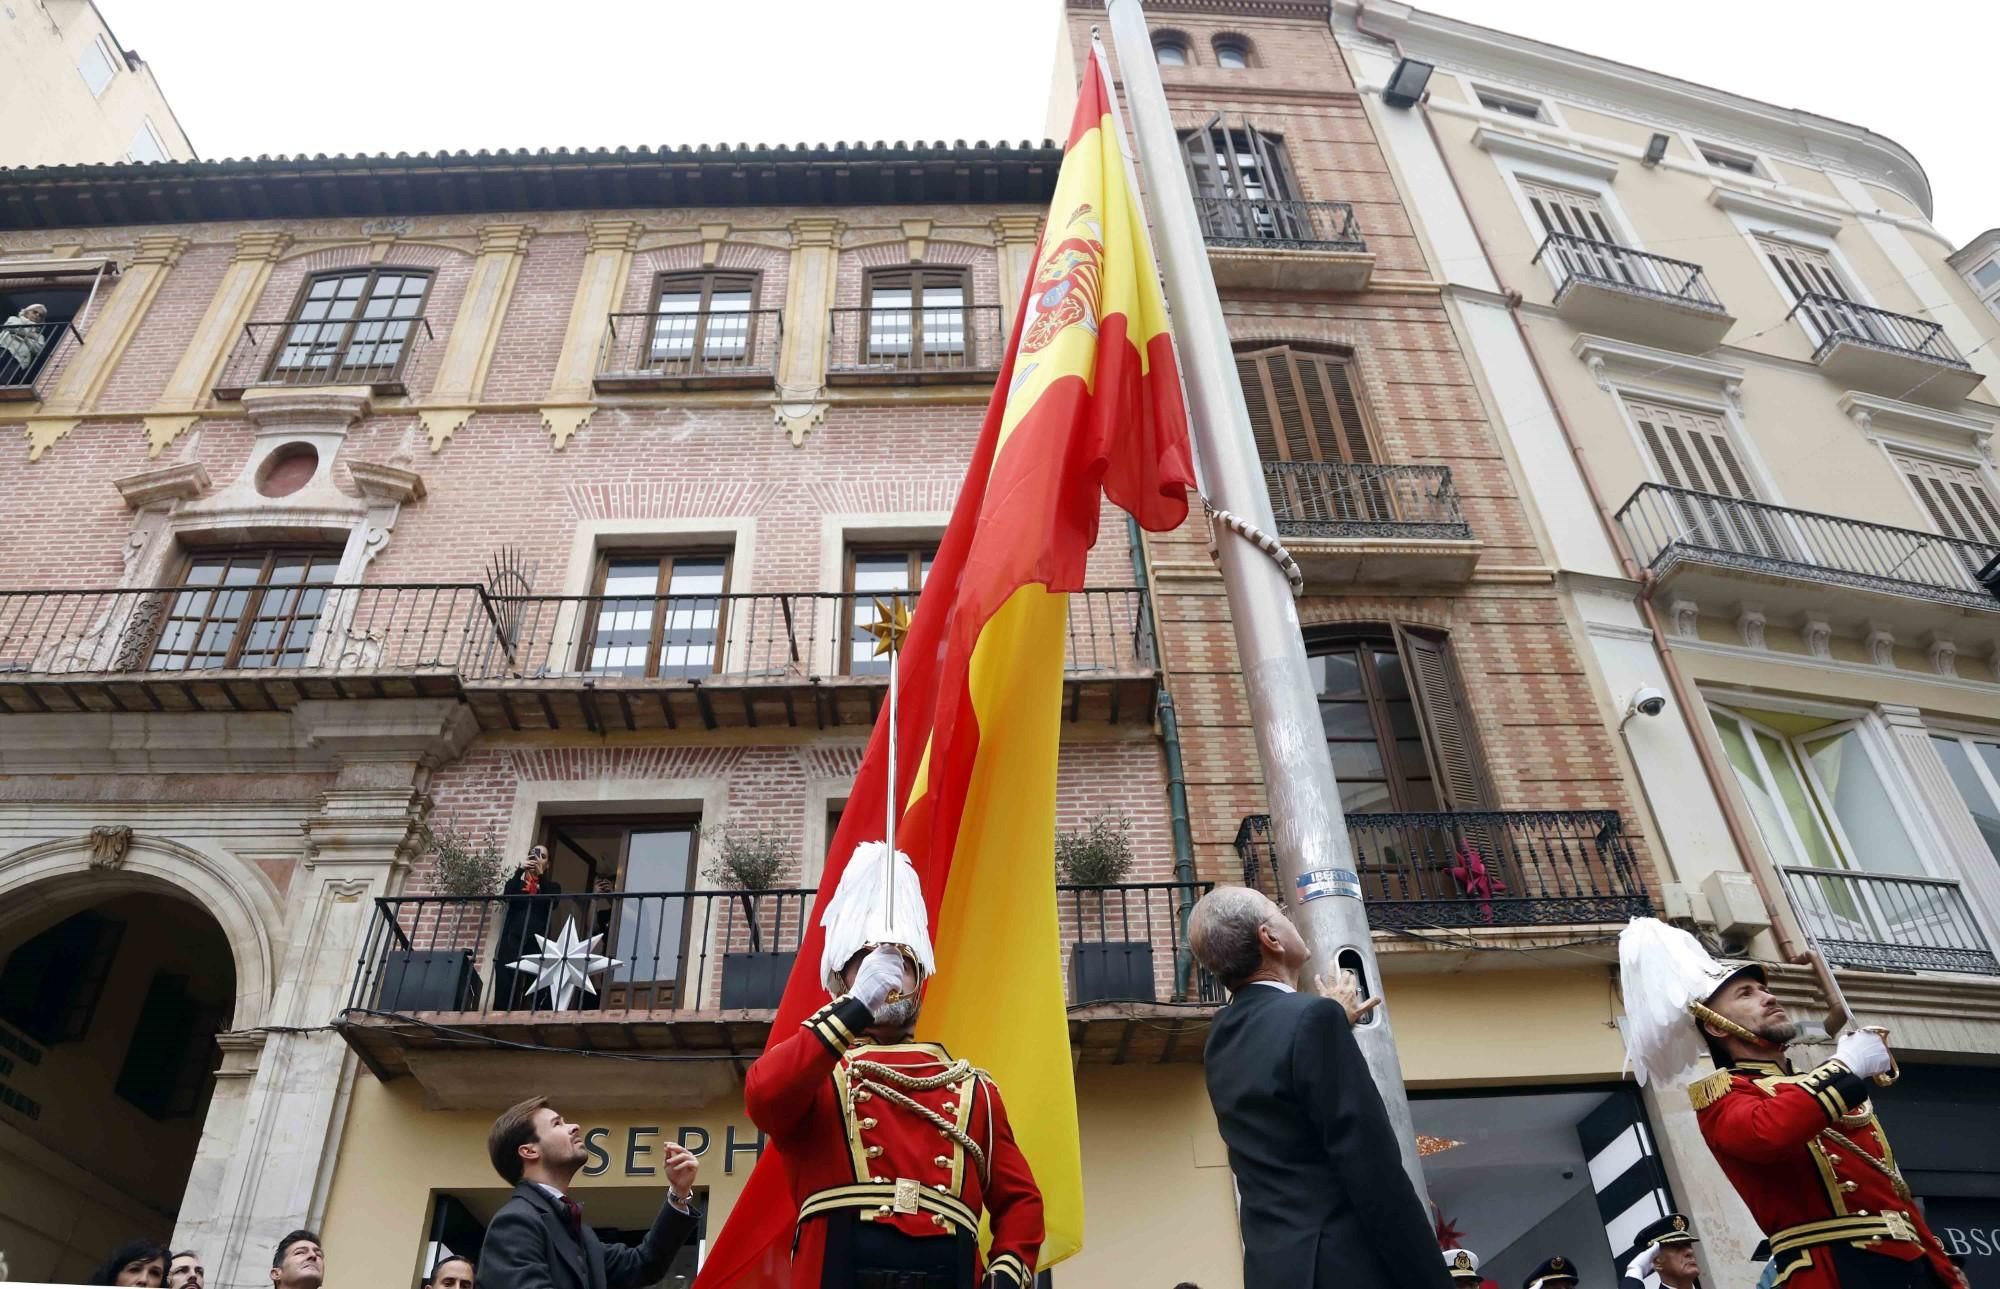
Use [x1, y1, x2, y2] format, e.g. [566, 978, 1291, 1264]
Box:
[1708, 185, 1845, 237]
[346, 460, 426, 504]
[1471, 126, 1619, 180]
[113, 460, 211, 509]
[1067, 0, 1330, 16]
[1837, 391, 1996, 446]
[1948, 228, 2000, 272]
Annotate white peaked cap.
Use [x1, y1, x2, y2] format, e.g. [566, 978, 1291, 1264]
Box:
[819, 842, 937, 996]
[1617, 916, 1753, 1087]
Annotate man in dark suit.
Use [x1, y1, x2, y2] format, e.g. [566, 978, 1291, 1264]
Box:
[479, 1095, 699, 1289]
[1188, 886, 1451, 1289]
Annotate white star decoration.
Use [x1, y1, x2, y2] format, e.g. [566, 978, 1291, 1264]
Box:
[509, 917, 621, 1010]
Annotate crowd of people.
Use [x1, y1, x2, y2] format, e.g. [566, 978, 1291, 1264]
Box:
[79, 1230, 487, 1289]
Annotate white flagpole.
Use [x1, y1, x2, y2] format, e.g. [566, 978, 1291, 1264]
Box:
[1098, 4, 1428, 1197]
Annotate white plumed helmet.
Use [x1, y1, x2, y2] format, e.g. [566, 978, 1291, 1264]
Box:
[819, 842, 936, 996]
[1617, 916, 1767, 1087]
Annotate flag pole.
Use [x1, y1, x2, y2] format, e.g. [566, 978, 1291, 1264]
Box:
[1099, 2, 1429, 1197]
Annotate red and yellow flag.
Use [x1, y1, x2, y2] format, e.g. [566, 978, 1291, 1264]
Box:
[696, 45, 1193, 1284]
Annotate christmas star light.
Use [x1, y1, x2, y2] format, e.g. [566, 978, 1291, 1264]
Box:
[509, 917, 621, 1011]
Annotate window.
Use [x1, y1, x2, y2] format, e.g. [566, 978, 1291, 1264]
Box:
[1757, 236, 1873, 347]
[1624, 397, 1786, 560]
[1697, 143, 1760, 177]
[0, 912, 123, 1045]
[77, 34, 117, 97]
[148, 549, 343, 671]
[864, 269, 966, 363]
[580, 550, 730, 679]
[128, 118, 169, 164]
[1890, 450, 2000, 548]
[1475, 87, 1544, 120]
[844, 545, 935, 675]
[1213, 37, 1250, 68]
[1181, 122, 1297, 207]
[1237, 344, 1385, 524]
[0, 265, 104, 391]
[115, 973, 225, 1119]
[1152, 34, 1190, 65]
[1309, 626, 1486, 816]
[272, 268, 431, 384]
[541, 817, 701, 1010]
[649, 271, 756, 367]
[1974, 261, 2000, 293]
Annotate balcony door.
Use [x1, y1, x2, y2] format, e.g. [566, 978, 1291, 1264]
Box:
[272, 268, 430, 384]
[146, 549, 343, 671]
[1625, 397, 1790, 561]
[1179, 121, 1302, 242]
[1519, 178, 1635, 288]
[579, 550, 730, 678]
[1235, 343, 1382, 525]
[650, 271, 755, 371]
[864, 269, 965, 365]
[543, 818, 700, 1011]
[1757, 237, 1876, 349]
[1890, 449, 2000, 588]
[843, 545, 935, 675]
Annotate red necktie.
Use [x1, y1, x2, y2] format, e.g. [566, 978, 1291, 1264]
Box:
[560, 1194, 583, 1239]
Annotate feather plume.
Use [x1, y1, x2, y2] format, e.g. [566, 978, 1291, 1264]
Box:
[1617, 917, 1734, 1087]
[819, 842, 936, 995]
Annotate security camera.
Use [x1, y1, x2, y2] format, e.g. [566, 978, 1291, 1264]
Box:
[1626, 686, 1668, 720]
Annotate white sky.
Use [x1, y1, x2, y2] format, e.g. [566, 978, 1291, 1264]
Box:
[107, 0, 1992, 246]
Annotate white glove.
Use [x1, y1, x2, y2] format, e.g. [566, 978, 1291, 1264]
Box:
[1628, 1244, 1659, 1279]
[1834, 1027, 1892, 1079]
[850, 944, 907, 1013]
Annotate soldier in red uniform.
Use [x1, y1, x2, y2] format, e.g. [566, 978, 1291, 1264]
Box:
[745, 845, 1043, 1289]
[1618, 919, 1967, 1289]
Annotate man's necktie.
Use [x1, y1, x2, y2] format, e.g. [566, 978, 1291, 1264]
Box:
[560, 1194, 584, 1240]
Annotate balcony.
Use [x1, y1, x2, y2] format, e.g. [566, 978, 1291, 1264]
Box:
[463, 586, 1156, 732]
[826, 305, 1003, 385]
[213, 317, 433, 399]
[1533, 233, 1734, 351]
[0, 583, 1157, 729]
[594, 309, 781, 391]
[1263, 461, 1479, 587]
[1781, 867, 1999, 977]
[0, 319, 81, 402]
[337, 881, 1217, 1102]
[1616, 483, 2000, 640]
[1786, 293, 1982, 406]
[1234, 810, 1652, 932]
[1197, 197, 1373, 292]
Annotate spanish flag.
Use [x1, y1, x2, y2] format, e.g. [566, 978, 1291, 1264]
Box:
[696, 44, 1194, 1284]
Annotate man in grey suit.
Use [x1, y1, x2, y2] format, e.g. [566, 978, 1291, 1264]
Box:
[479, 1096, 700, 1289]
[1189, 887, 1452, 1289]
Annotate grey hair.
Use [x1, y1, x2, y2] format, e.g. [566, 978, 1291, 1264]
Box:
[1189, 886, 1273, 989]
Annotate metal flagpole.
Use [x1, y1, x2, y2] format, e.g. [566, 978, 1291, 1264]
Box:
[1100, 1, 1429, 1196]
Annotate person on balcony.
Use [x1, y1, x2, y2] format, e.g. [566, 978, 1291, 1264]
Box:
[1186, 886, 1452, 1289]
[1619, 918, 1967, 1288]
[496, 846, 562, 1009]
[743, 843, 1044, 1288]
[1, 302, 50, 379]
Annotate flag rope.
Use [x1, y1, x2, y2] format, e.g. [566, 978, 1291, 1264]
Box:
[1202, 497, 1304, 597]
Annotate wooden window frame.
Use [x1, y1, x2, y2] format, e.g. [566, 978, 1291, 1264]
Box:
[578, 548, 734, 680]
[841, 543, 936, 674]
[1306, 624, 1491, 817]
[1180, 122, 1301, 210]
[146, 547, 345, 672]
[538, 814, 703, 1011]
[861, 268, 969, 365]
[647, 270, 761, 368]
[1234, 342, 1392, 525]
[265, 266, 433, 385]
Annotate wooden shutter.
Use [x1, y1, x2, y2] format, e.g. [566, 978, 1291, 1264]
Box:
[1627, 397, 1788, 558]
[1519, 179, 1618, 244]
[1892, 451, 2000, 545]
[1757, 237, 1870, 347]
[1395, 625, 1489, 813]
[1235, 345, 1375, 464]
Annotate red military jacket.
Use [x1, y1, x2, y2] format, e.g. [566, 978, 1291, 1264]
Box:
[1693, 1058, 1964, 1288]
[744, 994, 1044, 1289]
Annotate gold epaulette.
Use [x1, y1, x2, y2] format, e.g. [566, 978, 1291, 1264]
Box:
[1689, 1069, 1733, 1110]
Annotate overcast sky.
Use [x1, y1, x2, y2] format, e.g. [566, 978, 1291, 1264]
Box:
[109, 0, 1991, 246]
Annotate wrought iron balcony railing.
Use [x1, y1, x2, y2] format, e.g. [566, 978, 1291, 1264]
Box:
[1532, 232, 1725, 312]
[1263, 461, 1471, 541]
[827, 305, 1003, 381]
[1234, 810, 1652, 929]
[345, 881, 1216, 1020]
[1615, 483, 2000, 611]
[470, 586, 1153, 684]
[1786, 292, 1971, 370]
[597, 308, 782, 388]
[1196, 197, 1364, 253]
[1781, 866, 2000, 976]
[0, 320, 81, 401]
[214, 316, 434, 398]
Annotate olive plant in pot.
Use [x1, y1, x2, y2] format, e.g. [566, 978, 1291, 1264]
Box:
[1055, 815, 1155, 1004]
[701, 820, 796, 1010]
[378, 820, 499, 1012]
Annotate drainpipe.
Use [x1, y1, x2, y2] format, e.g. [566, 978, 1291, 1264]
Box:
[1349, 3, 1801, 961]
[1128, 515, 1202, 997]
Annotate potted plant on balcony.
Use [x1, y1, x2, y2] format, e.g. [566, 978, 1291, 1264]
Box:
[702, 820, 795, 1010]
[1057, 815, 1156, 1004]
[376, 820, 496, 1013]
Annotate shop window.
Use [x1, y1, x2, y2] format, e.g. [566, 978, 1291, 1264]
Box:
[0, 911, 123, 1045]
[579, 550, 731, 679]
[1308, 625, 1487, 816]
[271, 268, 431, 385]
[843, 544, 936, 675]
[147, 549, 344, 672]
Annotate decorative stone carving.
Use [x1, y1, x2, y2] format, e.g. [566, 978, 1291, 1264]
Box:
[114, 461, 211, 510]
[1928, 635, 1958, 678]
[1867, 626, 1897, 668]
[699, 223, 730, 268]
[1801, 617, 1833, 661]
[89, 824, 133, 870]
[1669, 599, 1700, 637]
[1722, 380, 1744, 414]
[774, 395, 828, 448]
[1736, 607, 1767, 651]
[901, 218, 933, 262]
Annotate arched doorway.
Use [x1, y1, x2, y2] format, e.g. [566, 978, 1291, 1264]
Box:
[0, 885, 235, 1283]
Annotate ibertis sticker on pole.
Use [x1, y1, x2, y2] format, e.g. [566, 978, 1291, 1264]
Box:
[1297, 868, 1364, 904]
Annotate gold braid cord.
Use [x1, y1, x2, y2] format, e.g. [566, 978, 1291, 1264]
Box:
[1820, 1127, 1914, 1201]
[849, 1058, 990, 1186]
[1688, 1000, 1762, 1044]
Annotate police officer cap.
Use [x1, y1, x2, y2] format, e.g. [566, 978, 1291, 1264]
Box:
[1443, 1248, 1481, 1282]
[1635, 1211, 1699, 1247]
[1522, 1255, 1579, 1289]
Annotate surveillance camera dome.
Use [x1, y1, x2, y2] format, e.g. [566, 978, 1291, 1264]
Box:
[1629, 686, 1668, 717]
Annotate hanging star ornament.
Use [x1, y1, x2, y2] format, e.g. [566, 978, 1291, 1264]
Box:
[509, 917, 621, 1011]
[864, 595, 912, 658]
